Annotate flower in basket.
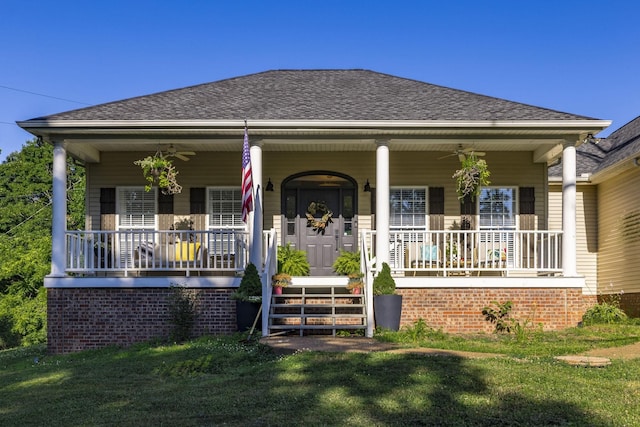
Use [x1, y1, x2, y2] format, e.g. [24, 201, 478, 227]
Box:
[346, 272, 364, 291]
[272, 273, 292, 288]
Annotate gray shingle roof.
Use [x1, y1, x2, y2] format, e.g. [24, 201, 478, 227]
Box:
[31, 69, 596, 122]
[549, 115, 640, 178]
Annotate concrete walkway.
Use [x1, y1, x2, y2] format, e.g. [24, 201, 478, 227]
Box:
[260, 335, 640, 360]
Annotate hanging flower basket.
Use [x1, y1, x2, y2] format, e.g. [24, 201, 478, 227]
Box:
[134, 151, 182, 195]
[452, 154, 490, 201]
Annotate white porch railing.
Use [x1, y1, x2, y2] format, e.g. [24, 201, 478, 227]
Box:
[361, 230, 563, 277]
[66, 230, 249, 276]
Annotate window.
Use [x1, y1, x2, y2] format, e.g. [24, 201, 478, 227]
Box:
[207, 187, 244, 257]
[207, 188, 244, 229]
[478, 187, 516, 230]
[390, 188, 427, 229]
[116, 187, 157, 267]
[478, 187, 516, 266]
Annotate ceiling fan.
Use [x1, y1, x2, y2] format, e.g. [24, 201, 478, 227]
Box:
[438, 145, 486, 161]
[164, 144, 196, 161]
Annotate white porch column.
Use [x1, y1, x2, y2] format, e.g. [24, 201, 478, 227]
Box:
[562, 140, 578, 277]
[249, 140, 263, 267]
[375, 140, 390, 268]
[51, 141, 67, 277]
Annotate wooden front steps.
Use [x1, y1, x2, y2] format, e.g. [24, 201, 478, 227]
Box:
[268, 284, 367, 336]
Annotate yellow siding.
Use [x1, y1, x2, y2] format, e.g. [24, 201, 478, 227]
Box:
[598, 168, 640, 295]
[549, 184, 598, 294]
[87, 150, 548, 234]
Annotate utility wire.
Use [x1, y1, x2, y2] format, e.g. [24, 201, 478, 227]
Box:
[0, 84, 91, 105]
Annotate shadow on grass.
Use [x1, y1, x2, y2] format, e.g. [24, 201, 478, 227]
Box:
[0, 339, 614, 426]
[262, 351, 610, 426]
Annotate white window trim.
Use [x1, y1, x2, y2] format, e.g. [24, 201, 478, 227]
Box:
[477, 186, 518, 231]
[206, 186, 246, 230]
[115, 186, 158, 231]
[389, 186, 429, 230]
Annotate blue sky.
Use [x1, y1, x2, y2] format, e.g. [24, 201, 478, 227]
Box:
[2, 0, 639, 161]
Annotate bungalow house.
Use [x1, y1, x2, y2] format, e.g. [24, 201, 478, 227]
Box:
[549, 116, 640, 317]
[18, 70, 611, 353]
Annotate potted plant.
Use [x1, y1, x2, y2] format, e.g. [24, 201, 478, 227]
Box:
[271, 272, 292, 295]
[277, 243, 310, 276]
[346, 272, 364, 295]
[372, 262, 402, 331]
[452, 154, 490, 201]
[231, 263, 262, 332]
[134, 151, 182, 195]
[332, 250, 361, 276]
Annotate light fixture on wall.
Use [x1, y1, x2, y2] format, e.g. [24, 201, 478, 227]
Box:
[265, 178, 274, 192]
[363, 179, 371, 192]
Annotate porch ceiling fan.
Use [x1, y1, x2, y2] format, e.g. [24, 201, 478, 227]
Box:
[164, 144, 196, 161]
[438, 145, 486, 161]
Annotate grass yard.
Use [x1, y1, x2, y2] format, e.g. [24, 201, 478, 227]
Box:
[1, 325, 640, 426]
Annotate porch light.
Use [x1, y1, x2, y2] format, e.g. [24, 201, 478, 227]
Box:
[266, 178, 274, 192]
[364, 179, 371, 192]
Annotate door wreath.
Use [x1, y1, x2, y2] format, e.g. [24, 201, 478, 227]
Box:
[305, 201, 333, 235]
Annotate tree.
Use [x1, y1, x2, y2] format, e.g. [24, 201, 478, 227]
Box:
[0, 139, 85, 348]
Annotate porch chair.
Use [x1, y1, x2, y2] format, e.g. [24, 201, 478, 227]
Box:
[475, 241, 507, 276]
[134, 240, 206, 269]
[408, 244, 441, 276]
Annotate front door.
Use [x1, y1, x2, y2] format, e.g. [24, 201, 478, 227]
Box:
[283, 173, 357, 276]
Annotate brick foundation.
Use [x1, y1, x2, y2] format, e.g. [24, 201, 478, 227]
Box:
[397, 288, 596, 333]
[48, 286, 597, 353]
[47, 288, 236, 354]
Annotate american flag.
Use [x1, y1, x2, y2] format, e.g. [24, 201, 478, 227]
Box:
[241, 125, 253, 223]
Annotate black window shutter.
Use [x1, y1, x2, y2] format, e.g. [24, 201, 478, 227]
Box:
[460, 195, 476, 216]
[190, 188, 206, 214]
[519, 187, 535, 215]
[158, 192, 174, 214]
[100, 188, 116, 215]
[429, 187, 444, 215]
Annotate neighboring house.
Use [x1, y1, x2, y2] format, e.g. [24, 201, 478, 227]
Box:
[18, 70, 611, 353]
[549, 116, 640, 317]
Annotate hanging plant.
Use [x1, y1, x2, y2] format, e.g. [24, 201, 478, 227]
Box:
[134, 151, 182, 195]
[304, 201, 333, 235]
[452, 154, 490, 201]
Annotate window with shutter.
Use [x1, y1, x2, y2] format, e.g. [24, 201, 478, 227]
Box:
[389, 187, 427, 229]
[207, 187, 244, 256]
[116, 187, 157, 267]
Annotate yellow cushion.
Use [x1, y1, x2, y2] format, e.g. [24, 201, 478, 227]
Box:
[175, 242, 200, 261]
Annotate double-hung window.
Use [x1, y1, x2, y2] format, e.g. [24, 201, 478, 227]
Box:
[207, 187, 244, 258]
[389, 187, 428, 269]
[116, 187, 157, 267]
[390, 187, 427, 229]
[478, 187, 516, 265]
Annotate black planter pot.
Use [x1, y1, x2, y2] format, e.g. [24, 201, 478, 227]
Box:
[236, 300, 261, 332]
[373, 294, 403, 331]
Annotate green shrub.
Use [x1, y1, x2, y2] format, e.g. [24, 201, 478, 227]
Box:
[372, 262, 396, 295]
[332, 250, 361, 275]
[277, 244, 310, 276]
[231, 263, 262, 302]
[167, 284, 198, 342]
[582, 302, 628, 325]
[482, 300, 513, 333]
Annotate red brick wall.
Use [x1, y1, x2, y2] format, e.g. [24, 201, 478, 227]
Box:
[397, 288, 596, 333]
[47, 288, 236, 354]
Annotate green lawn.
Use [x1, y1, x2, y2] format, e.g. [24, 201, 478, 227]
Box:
[1, 325, 640, 426]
